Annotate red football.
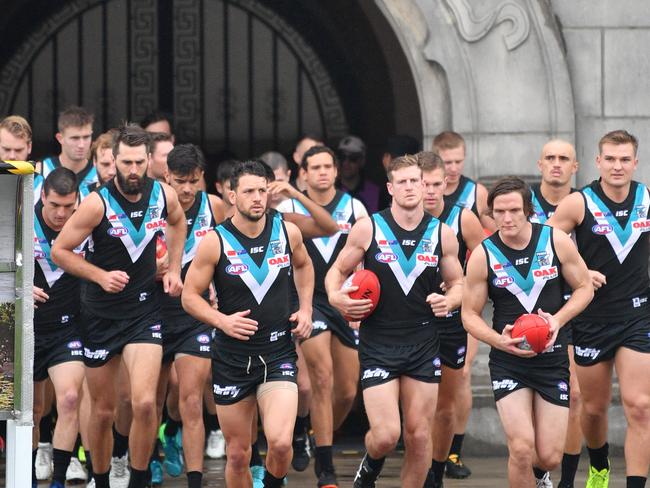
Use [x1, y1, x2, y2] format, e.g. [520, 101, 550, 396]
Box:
[512, 314, 550, 353]
[342, 269, 380, 321]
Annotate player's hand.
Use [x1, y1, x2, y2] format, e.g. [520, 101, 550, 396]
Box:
[439, 281, 448, 293]
[290, 308, 312, 340]
[163, 271, 183, 297]
[538, 308, 559, 351]
[328, 285, 373, 321]
[99, 270, 130, 293]
[426, 293, 450, 317]
[498, 324, 537, 358]
[267, 180, 299, 199]
[155, 234, 169, 282]
[155, 258, 169, 282]
[33, 286, 49, 308]
[588, 270, 606, 290]
[219, 310, 258, 340]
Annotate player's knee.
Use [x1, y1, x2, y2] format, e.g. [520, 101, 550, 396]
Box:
[536, 448, 563, 471]
[226, 444, 251, 472]
[57, 388, 81, 415]
[131, 395, 157, 421]
[372, 424, 401, 453]
[266, 435, 292, 461]
[336, 383, 357, 409]
[403, 425, 430, 452]
[179, 393, 202, 423]
[508, 438, 535, 467]
[622, 395, 650, 427]
[569, 389, 582, 416]
[94, 403, 116, 426]
[311, 366, 334, 394]
[297, 376, 312, 399]
[581, 396, 608, 418]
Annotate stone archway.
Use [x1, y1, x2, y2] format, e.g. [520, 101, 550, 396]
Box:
[375, 0, 575, 183]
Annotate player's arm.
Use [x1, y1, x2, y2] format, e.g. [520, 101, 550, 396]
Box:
[268, 180, 339, 238]
[182, 230, 258, 341]
[461, 246, 535, 357]
[325, 217, 373, 320]
[476, 183, 496, 232]
[161, 182, 186, 296]
[461, 208, 486, 251]
[427, 224, 463, 316]
[51, 193, 129, 293]
[286, 221, 314, 339]
[208, 194, 227, 224]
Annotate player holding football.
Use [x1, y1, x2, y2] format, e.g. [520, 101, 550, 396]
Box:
[462, 176, 592, 487]
[548, 130, 650, 488]
[326, 155, 464, 487]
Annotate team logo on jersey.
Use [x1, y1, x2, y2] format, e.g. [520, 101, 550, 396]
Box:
[270, 240, 283, 255]
[493, 276, 515, 287]
[422, 239, 433, 253]
[108, 226, 129, 237]
[148, 205, 161, 219]
[196, 334, 210, 344]
[196, 214, 209, 228]
[635, 205, 647, 218]
[375, 252, 398, 263]
[226, 263, 249, 275]
[532, 266, 558, 280]
[536, 252, 550, 267]
[591, 223, 612, 235]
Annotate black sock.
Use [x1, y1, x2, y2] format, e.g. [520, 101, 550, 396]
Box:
[112, 424, 129, 458]
[164, 417, 182, 438]
[150, 439, 162, 462]
[250, 441, 263, 467]
[430, 459, 446, 482]
[32, 449, 37, 483]
[533, 466, 547, 480]
[587, 442, 609, 471]
[85, 449, 94, 481]
[205, 412, 219, 432]
[263, 469, 286, 488]
[52, 448, 73, 483]
[558, 452, 581, 487]
[315, 445, 333, 473]
[94, 471, 110, 488]
[187, 471, 203, 488]
[449, 433, 464, 457]
[39, 414, 53, 443]
[294, 415, 307, 436]
[127, 467, 148, 488]
[366, 452, 385, 472]
[627, 476, 647, 488]
[72, 435, 81, 458]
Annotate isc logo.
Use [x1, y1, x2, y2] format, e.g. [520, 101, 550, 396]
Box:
[375, 252, 397, 263]
[108, 227, 128, 237]
[592, 224, 612, 235]
[493, 276, 514, 287]
[130, 210, 143, 218]
[226, 264, 249, 275]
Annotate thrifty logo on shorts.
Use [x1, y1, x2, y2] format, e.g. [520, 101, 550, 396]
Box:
[492, 379, 518, 391]
[574, 346, 600, 360]
[213, 385, 240, 398]
[362, 368, 389, 380]
[84, 348, 109, 361]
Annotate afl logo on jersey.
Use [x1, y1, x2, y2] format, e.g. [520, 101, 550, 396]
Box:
[493, 276, 514, 287]
[226, 263, 249, 275]
[67, 341, 82, 349]
[375, 252, 398, 263]
[35, 249, 46, 259]
[592, 224, 612, 235]
[108, 226, 128, 237]
[196, 334, 210, 344]
[633, 219, 650, 231]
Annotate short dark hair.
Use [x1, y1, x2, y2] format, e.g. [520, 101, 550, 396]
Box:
[487, 176, 533, 218]
[58, 106, 94, 132]
[217, 159, 239, 184]
[301, 145, 337, 170]
[385, 135, 421, 158]
[230, 160, 269, 190]
[167, 144, 206, 176]
[113, 124, 151, 157]
[417, 151, 445, 173]
[140, 110, 174, 134]
[258, 160, 276, 182]
[43, 167, 78, 197]
[149, 131, 174, 153]
[598, 130, 639, 156]
[295, 133, 323, 149]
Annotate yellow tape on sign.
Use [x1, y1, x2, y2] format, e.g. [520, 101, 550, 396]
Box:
[0, 160, 35, 175]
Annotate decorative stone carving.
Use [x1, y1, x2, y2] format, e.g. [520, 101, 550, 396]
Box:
[444, 0, 530, 51]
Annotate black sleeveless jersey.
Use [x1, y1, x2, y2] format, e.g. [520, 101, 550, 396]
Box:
[33, 202, 86, 331]
[483, 223, 567, 368]
[213, 213, 293, 354]
[444, 175, 478, 217]
[431, 203, 467, 330]
[161, 192, 215, 326]
[82, 177, 167, 318]
[361, 209, 442, 345]
[529, 183, 577, 224]
[287, 190, 363, 303]
[41, 155, 98, 192]
[574, 180, 650, 321]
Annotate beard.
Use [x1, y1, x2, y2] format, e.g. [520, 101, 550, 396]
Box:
[238, 205, 265, 222]
[116, 170, 146, 195]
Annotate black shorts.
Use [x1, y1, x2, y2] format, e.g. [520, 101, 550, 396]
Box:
[359, 338, 441, 390]
[489, 360, 570, 407]
[307, 302, 358, 349]
[565, 322, 573, 345]
[80, 308, 163, 368]
[438, 325, 467, 370]
[572, 315, 650, 366]
[34, 326, 83, 382]
[212, 346, 298, 405]
[162, 321, 213, 364]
